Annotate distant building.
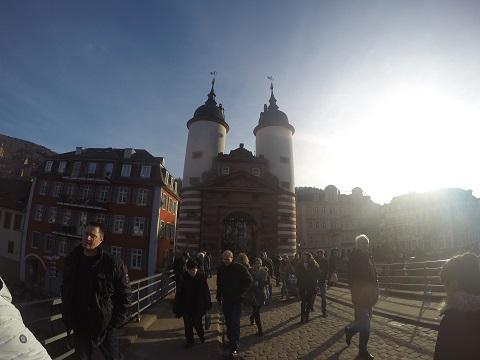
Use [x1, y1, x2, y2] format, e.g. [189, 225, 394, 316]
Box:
[21, 147, 179, 295]
[296, 186, 382, 257]
[381, 188, 480, 256]
[176, 80, 297, 257]
[0, 178, 31, 283]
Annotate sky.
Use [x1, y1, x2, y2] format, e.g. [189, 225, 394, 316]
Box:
[1, 0, 479, 204]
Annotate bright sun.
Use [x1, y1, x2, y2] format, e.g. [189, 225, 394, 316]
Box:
[328, 81, 479, 203]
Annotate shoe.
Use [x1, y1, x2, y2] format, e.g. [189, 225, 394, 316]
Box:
[345, 327, 353, 346]
[357, 351, 374, 360]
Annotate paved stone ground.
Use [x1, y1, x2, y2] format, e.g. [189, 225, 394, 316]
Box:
[220, 286, 437, 360]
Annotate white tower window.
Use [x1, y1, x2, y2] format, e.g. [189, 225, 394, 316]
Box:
[222, 166, 230, 175]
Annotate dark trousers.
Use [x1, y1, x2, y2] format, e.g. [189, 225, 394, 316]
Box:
[347, 306, 372, 353]
[299, 288, 315, 320]
[250, 304, 263, 332]
[73, 328, 120, 360]
[183, 313, 204, 344]
[222, 301, 242, 352]
[318, 281, 327, 314]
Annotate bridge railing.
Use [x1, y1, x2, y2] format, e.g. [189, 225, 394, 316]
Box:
[336, 258, 448, 298]
[15, 269, 175, 360]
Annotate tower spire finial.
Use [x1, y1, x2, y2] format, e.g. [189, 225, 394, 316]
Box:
[266, 76, 278, 110]
[206, 71, 217, 103]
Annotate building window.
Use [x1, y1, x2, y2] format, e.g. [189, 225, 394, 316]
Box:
[58, 240, 66, 256]
[222, 166, 230, 175]
[34, 205, 45, 221]
[58, 161, 67, 174]
[32, 232, 41, 249]
[62, 209, 72, 226]
[113, 215, 125, 234]
[48, 207, 57, 224]
[117, 187, 128, 204]
[140, 165, 151, 178]
[45, 235, 55, 253]
[7, 241, 14, 254]
[72, 161, 81, 177]
[159, 220, 165, 239]
[111, 246, 122, 259]
[192, 151, 203, 159]
[161, 193, 167, 209]
[280, 156, 290, 164]
[87, 162, 97, 175]
[52, 182, 63, 197]
[65, 183, 75, 199]
[39, 181, 49, 195]
[44, 160, 53, 173]
[104, 163, 114, 178]
[131, 249, 143, 269]
[98, 186, 109, 202]
[133, 217, 145, 236]
[137, 189, 148, 206]
[79, 211, 88, 227]
[13, 214, 22, 231]
[80, 185, 92, 201]
[95, 213, 106, 224]
[252, 167, 260, 176]
[3, 212, 12, 229]
[121, 164, 132, 177]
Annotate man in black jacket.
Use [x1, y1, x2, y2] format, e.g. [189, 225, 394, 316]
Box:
[316, 250, 329, 317]
[62, 222, 131, 360]
[217, 250, 252, 357]
[345, 234, 378, 360]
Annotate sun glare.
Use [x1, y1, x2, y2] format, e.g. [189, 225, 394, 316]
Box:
[326, 81, 479, 203]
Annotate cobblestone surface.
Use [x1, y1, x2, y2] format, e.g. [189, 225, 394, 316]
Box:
[220, 287, 437, 360]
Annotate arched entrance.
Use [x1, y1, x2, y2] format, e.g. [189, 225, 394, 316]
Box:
[222, 212, 257, 257]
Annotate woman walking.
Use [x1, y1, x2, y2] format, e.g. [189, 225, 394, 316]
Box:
[297, 253, 320, 323]
[249, 258, 269, 336]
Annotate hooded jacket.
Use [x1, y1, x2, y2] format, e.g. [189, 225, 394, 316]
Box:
[174, 271, 211, 317]
[434, 291, 480, 360]
[0, 276, 52, 359]
[61, 245, 132, 345]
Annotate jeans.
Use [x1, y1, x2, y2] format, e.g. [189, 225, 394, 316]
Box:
[347, 306, 372, 353]
[222, 302, 242, 352]
[318, 281, 327, 314]
[183, 313, 204, 344]
[73, 328, 121, 360]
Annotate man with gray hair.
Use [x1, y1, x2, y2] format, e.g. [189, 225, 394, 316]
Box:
[344, 234, 378, 360]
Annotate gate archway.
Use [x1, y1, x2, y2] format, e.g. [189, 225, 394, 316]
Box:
[222, 212, 257, 257]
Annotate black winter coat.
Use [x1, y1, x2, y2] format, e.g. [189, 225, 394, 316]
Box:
[434, 292, 480, 360]
[348, 250, 378, 308]
[61, 245, 132, 344]
[216, 262, 252, 304]
[297, 264, 319, 293]
[174, 272, 212, 317]
[317, 257, 329, 282]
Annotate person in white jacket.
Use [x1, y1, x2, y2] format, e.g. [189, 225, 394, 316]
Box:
[0, 276, 52, 360]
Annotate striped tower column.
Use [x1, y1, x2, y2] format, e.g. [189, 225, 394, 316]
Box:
[276, 193, 297, 255]
[175, 189, 202, 252]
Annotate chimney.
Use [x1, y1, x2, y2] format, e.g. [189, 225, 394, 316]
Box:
[75, 147, 82, 155]
[124, 148, 135, 159]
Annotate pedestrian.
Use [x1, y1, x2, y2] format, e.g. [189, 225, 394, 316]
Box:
[204, 252, 212, 278]
[196, 251, 206, 275]
[344, 234, 378, 360]
[328, 248, 339, 287]
[434, 253, 480, 360]
[273, 255, 281, 287]
[249, 258, 269, 336]
[173, 251, 189, 290]
[173, 260, 212, 348]
[316, 250, 329, 317]
[297, 253, 320, 323]
[217, 250, 252, 358]
[261, 252, 274, 303]
[0, 276, 52, 359]
[61, 222, 132, 360]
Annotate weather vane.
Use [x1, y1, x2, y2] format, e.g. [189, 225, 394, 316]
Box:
[210, 71, 217, 87]
[267, 75, 274, 90]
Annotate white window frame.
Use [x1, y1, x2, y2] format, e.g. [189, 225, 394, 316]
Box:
[222, 166, 230, 175]
[58, 239, 66, 256]
[95, 213, 106, 224]
[44, 235, 55, 253]
[32, 232, 41, 249]
[48, 207, 57, 224]
[113, 215, 125, 234]
[98, 186, 109, 202]
[79, 211, 88, 227]
[39, 181, 48, 195]
[72, 161, 81, 177]
[80, 185, 92, 201]
[44, 161, 53, 173]
[133, 217, 145, 236]
[140, 165, 151, 178]
[111, 246, 122, 259]
[117, 187, 128, 204]
[131, 249, 143, 270]
[65, 183, 75, 199]
[121, 164, 132, 177]
[136, 189, 148, 206]
[104, 163, 114, 178]
[34, 205, 45, 221]
[58, 161, 67, 174]
[52, 182, 63, 197]
[62, 209, 72, 226]
[87, 162, 97, 175]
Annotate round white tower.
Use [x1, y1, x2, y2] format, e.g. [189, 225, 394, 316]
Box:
[254, 84, 295, 192]
[182, 80, 229, 188]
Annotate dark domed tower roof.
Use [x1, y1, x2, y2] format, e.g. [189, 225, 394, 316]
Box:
[253, 83, 294, 135]
[187, 80, 229, 132]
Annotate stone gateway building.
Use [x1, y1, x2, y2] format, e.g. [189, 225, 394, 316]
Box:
[176, 81, 297, 258]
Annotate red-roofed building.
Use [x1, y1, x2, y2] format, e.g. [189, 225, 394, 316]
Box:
[20, 147, 179, 295]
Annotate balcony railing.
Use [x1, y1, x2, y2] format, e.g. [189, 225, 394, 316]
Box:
[15, 269, 175, 360]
